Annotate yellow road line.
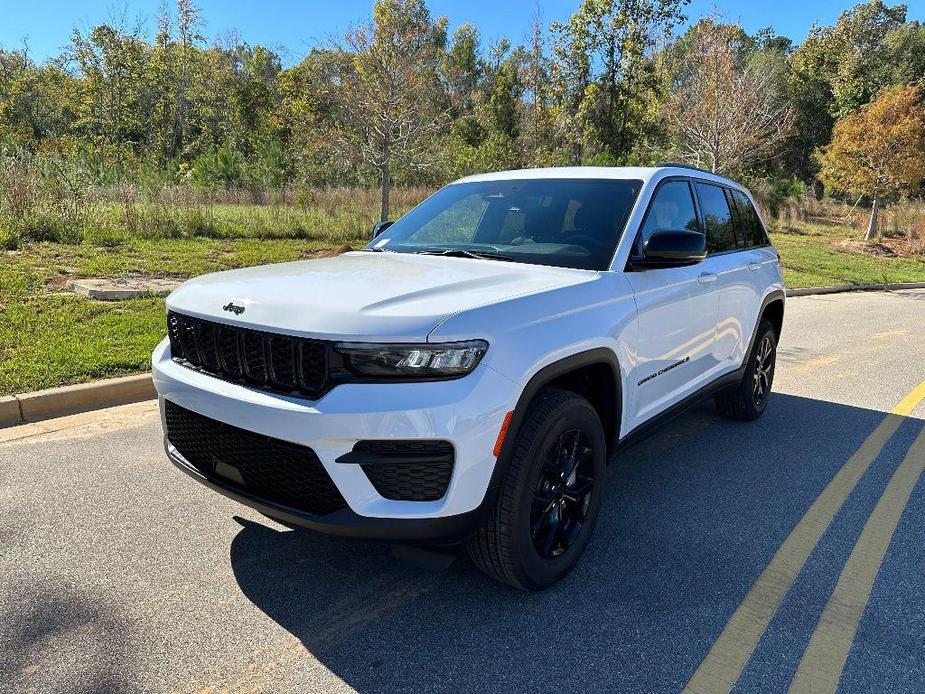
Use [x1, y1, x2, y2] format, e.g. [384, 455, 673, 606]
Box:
[684, 377, 925, 694]
[789, 425, 925, 694]
[683, 415, 902, 694]
[893, 379, 925, 417]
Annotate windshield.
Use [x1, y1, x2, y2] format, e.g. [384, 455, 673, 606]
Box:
[366, 178, 642, 271]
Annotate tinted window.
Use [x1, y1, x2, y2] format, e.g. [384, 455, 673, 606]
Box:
[637, 180, 699, 253]
[724, 188, 747, 249]
[370, 179, 642, 271]
[694, 182, 736, 253]
[731, 189, 768, 247]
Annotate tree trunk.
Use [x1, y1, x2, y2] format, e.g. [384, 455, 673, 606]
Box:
[379, 161, 391, 223]
[865, 194, 880, 242]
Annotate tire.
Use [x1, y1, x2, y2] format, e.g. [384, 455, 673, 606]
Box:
[715, 319, 777, 421]
[467, 388, 607, 590]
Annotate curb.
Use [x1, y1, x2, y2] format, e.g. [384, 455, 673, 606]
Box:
[786, 281, 925, 297]
[0, 374, 156, 429]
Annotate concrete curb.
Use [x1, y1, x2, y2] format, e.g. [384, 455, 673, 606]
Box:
[786, 281, 925, 297]
[0, 373, 155, 429]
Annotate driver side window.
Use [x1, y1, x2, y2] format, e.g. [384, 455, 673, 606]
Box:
[637, 181, 699, 254]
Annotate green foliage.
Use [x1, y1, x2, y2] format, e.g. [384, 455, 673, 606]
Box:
[188, 144, 244, 189]
[0, 0, 923, 230]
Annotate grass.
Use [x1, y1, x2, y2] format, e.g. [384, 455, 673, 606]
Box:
[2, 199, 924, 395]
[769, 221, 925, 287]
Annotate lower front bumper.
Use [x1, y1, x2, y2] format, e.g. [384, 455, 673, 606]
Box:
[166, 438, 487, 544]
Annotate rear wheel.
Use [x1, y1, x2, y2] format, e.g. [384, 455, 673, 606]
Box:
[715, 319, 777, 421]
[468, 389, 607, 590]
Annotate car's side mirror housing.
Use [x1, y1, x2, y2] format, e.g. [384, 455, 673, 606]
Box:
[371, 221, 393, 239]
[631, 229, 707, 269]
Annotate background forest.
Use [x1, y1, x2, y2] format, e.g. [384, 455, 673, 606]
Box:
[2, 0, 925, 393]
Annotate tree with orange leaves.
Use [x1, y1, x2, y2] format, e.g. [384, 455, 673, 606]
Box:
[817, 84, 925, 241]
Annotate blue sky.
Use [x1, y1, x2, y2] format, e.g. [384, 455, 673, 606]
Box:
[2, 0, 924, 64]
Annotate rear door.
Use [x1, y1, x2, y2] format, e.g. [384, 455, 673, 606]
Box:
[625, 179, 719, 429]
[727, 188, 776, 364]
[693, 181, 751, 371]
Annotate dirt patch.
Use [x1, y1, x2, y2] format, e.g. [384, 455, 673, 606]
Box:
[835, 237, 925, 259]
[774, 226, 812, 236]
[44, 274, 72, 292]
[301, 243, 354, 259]
[836, 239, 897, 257]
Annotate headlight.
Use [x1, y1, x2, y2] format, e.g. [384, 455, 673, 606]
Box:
[334, 340, 488, 378]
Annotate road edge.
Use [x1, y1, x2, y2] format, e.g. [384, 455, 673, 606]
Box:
[0, 374, 156, 429]
[786, 281, 925, 297]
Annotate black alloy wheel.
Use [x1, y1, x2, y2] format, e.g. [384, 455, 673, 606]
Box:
[530, 428, 596, 559]
[753, 333, 775, 407]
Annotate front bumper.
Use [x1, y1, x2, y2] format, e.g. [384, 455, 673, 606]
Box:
[152, 338, 518, 537]
[165, 438, 486, 542]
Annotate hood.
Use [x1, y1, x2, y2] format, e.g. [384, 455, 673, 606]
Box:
[166, 251, 596, 341]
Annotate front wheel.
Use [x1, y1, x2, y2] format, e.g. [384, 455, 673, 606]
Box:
[468, 389, 607, 590]
[715, 319, 777, 421]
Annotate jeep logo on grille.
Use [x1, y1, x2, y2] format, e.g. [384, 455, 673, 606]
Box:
[223, 302, 246, 315]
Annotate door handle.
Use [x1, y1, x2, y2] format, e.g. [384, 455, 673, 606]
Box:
[697, 272, 717, 285]
[747, 262, 762, 272]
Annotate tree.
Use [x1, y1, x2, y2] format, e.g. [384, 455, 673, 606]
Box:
[175, 0, 203, 154]
[787, 1, 920, 178]
[817, 84, 925, 241]
[665, 20, 795, 175]
[550, 0, 687, 163]
[334, 0, 448, 221]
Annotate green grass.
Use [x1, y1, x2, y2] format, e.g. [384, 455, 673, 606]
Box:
[770, 221, 925, 288]
[0, 237, 361, 394]
[2, 213, 924, 395]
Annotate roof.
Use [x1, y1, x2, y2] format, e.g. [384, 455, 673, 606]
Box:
[454, 165, 740, 189]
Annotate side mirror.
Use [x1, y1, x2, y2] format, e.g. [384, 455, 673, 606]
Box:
[371, 220, 393, 239]
[632, 229, 707, 269]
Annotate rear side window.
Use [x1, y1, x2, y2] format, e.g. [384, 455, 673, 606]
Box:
[637, 180, 699, 253]
[694, 182, 736, 254]
[731, 189, 768, 247]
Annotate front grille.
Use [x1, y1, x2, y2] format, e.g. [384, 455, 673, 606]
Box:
[164, 400, 347, 516]
[167, 311, 329, 399]
[352, 441, 454, 502]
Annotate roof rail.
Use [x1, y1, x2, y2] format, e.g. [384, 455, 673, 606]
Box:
[655, 161, 715, 175]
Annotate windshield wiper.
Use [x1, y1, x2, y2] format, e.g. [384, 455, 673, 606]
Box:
[414, 248, 515, 262]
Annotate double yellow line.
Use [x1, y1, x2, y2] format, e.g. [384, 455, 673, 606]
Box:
[685, 380, 925, 694]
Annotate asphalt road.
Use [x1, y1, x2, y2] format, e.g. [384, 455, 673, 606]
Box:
[2, 290, 925, 694]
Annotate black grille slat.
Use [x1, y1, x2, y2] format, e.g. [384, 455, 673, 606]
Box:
[177, 314, 201, 366]
[167, 312, 185, 360]
[164, 400, 347, 515]
[269, 335, 297, 389]
[352, 441, 454, 502]
[242, 331, 268, 384]
[217, 326, 243, 378]
[298, 340, 328, 393]
[166, 311, 329, 399]
[198, 323, 221, 373]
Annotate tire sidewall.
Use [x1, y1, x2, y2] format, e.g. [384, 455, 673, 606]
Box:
[747, 321, 777, 417]
[511, 396, 607, 588]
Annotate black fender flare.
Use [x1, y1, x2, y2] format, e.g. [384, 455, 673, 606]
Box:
[479, 348, 623, 511]
[744, 289, 786, 363]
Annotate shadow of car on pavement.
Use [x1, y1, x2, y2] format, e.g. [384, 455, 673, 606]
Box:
[227, 393, 921, 693]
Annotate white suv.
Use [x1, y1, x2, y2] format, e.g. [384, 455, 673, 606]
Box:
[153, 165, 784, 590]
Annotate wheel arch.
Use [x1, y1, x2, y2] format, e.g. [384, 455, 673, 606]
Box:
[745, 290, 785, 361]
[500, 349, 623, 462]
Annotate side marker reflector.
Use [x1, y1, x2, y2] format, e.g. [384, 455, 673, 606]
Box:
[493, 411, 514, 457]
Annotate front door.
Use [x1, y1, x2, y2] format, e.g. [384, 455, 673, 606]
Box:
[625, 179, 719, 431]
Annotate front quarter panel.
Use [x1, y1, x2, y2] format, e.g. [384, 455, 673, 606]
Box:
[428, 272, 639, 439]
